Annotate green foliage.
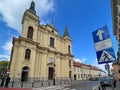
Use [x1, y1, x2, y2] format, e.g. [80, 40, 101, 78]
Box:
[0, 60, 9, 79]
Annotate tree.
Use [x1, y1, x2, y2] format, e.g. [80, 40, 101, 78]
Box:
[0, 60, 9, 79]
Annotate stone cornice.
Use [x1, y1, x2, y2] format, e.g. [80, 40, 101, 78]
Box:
[13, 36, 39, 45]
[22, 10, 39, 24]
[13, 36, 74, 58]
[64, 36, 72, 42]
[39, 24, 71, 43]
[47, 62, 56, 66]
[37, 45, 74, 58]
[46, 24, 59, 32]
[66, 53, 74, 57]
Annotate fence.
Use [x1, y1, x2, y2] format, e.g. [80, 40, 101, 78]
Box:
[7, 79, 79, 88]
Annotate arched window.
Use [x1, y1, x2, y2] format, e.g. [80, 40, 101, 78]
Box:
[25, 49, 31, 59]
[27, 26, 34, 39]
[68, 45, 71, 54]
[69, 60, 71, 67]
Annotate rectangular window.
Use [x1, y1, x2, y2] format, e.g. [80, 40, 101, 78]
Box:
[78, 74, 80, 78]
[81, 74, 83, 78]
[74, 68, 76, 72]
[50, 37, 54, 47]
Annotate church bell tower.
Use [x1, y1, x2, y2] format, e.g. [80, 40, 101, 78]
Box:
[21, 1, 39, 42]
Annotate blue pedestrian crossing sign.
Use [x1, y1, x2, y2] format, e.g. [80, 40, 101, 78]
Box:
[92, 25, 116, 64]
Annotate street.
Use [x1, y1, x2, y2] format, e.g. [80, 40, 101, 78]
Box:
[1, 80, 120, 90]
[64, 80, 99, 90]
[0, 80, 100, 90]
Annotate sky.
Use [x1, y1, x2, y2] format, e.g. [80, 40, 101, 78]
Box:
[0, 0, 118, 71]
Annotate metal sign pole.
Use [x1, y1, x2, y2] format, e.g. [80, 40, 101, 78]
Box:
[106, 63, 114, 90]
[106, 63, 110, 76]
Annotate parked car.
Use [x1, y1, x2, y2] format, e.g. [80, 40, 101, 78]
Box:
[100, 77, 112, 87]
[89, 77, 99, 81]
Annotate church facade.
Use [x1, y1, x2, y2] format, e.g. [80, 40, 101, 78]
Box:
[10, 1, 73, 81]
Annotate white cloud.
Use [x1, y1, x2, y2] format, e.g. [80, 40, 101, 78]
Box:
[2, 40, 12, 53]
[0, 55, 10, 60]
[0, 40, 12, 60]
[74, 57, 87, 63]
[92, 58, 113, 74]
[0, 0, 55, 32]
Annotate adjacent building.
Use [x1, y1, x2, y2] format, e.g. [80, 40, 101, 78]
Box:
[73, 61, 106, 80]
[10, 1, 73, 81]
[111, 0, 120, 79]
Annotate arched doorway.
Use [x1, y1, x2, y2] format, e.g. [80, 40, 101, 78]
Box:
[21, 66, 29, 82]
[74, 74, 77, 80]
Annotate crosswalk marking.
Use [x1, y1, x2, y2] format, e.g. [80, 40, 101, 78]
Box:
[33, 85, 75, 90]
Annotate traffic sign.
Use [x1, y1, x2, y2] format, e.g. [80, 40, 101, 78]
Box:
[92, 26, 110, 43]
[92, 25, 116, 64]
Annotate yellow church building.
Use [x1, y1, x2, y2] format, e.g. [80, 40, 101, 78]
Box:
[10, 1, 73, 81]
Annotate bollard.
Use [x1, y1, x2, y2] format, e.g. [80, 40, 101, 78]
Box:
[98, 86, 101, 90]
[48, 80, 50, 86]
[32, 82, 34, 87]
[64, 80, 66, 84]
[12, 80, 14, 87]
[60, 80, 62, 85]
[41, 81, 43, 87]
[21, 82, 23, 88]
[53, 79, 55, 85]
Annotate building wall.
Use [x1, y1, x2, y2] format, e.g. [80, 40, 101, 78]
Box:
[73, 66, 82, 80]
[112, 63, 120, 79]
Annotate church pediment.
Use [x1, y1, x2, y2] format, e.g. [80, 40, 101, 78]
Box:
[47, 62, 56, 66]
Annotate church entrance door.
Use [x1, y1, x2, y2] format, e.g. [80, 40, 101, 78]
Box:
[48, 67, 54, 80]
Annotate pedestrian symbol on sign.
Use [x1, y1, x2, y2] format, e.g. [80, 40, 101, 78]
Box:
[99, 50, 115, 62]
[103, 51, 110, 61]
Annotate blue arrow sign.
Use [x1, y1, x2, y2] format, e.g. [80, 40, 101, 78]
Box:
[92, 25, 116, 64]
[92, 26, 110, 43]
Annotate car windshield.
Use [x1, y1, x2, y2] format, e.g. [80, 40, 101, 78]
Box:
[103, 78, 109, 81]
[100, 78, 111, 82]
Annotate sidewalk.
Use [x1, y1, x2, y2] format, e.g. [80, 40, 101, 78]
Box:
[106, 80, 120, 90]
